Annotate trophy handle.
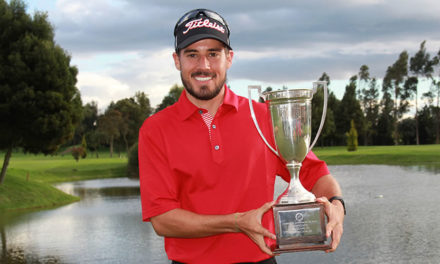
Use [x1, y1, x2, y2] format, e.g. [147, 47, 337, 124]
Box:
[248, 85, 280, 157]
[309, 81, 328, 150]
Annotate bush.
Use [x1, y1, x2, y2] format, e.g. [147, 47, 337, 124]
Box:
[127, 142, 139, 178]
[71, 146, 86, 162]
[346, 120, 358, 151]
[81, 135, 88, 158]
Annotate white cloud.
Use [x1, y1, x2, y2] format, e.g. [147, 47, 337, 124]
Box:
[72, 48, 180, 111]
[77, 72, 131, 110]
[26, 0, 440, 107]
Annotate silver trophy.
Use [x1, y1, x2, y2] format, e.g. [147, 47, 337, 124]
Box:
[248, 81, 330, 253]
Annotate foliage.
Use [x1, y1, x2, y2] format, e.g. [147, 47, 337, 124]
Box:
[312, 73, 337, 146]
[409, 40, 440, 145]
[81, 135, 87, 158]
[417, 105, 437, 144]
[73, 101, 98, 145]
[97, 109, 123, 157]
[346, 120, 358, 151]
[107, 92, 152, 154]
[155, 84, 184, 113]
[335, 76, 365, 145]
[127, 142, 139, 178]
[0, 0, 82, 184]
[71, 146, 86, 162]
[398, 118, 416, 145]
[359, 76, 380, 145]
[382, 51, 411, 144]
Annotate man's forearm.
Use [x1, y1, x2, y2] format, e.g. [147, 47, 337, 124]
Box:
[151, 208, 237, 238]
[311, 174, 342, 198]
[312, 174, 345, 213]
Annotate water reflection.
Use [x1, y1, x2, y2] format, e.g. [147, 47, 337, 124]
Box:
[276, 165, 440, 264]
[1, 166, 440, 264]
[0, 178, 166, 264]
[401, 163, 440, 174]
[1, 246, 62, 264]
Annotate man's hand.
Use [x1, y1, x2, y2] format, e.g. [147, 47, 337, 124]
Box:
[235, 201, 277, 256]
[316, 197, 344, 253]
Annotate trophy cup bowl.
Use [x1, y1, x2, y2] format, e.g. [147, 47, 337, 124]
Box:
[248, 82, 331, 253]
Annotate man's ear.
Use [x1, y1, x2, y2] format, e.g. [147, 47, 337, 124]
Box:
[173, 52, 181, 71]
[226, 50, 234, 69]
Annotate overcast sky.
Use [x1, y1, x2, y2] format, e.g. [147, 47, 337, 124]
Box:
[24, 0, 440, 110]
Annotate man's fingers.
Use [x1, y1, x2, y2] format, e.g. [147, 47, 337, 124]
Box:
[261, 226, 277, 240]
[316, 197, 330, 206]
[260, 201, 276, 213]
[316, 196, 344, 253]
[254, 236, 274, 256]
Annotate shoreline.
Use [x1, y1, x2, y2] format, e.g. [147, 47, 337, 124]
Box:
[1, 145, 439, 212]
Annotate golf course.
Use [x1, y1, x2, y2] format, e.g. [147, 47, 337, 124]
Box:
[1, 144, 439, 212]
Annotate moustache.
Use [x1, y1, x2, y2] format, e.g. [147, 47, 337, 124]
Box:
[191, 72, 216, 78]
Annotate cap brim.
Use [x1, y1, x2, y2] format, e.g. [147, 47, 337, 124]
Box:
[176, 34, 232, 51]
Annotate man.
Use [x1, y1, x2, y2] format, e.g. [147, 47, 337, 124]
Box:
[139, 8, 345, 264]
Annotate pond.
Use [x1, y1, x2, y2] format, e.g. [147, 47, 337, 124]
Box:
[1, 165, 440, 263]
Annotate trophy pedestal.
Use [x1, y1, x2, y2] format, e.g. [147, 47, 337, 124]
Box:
[272, 202, 331, 253]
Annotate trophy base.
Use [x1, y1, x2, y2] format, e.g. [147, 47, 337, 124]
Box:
[274, 242, 331, 253]
[272, 202, 331, 253]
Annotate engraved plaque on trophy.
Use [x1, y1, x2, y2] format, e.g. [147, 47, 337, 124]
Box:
[248, 82, 331, 253]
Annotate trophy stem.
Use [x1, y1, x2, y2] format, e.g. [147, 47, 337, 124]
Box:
[279, 162, 316, 204]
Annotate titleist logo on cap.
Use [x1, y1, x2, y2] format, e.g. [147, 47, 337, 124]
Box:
[183, 18, 225, 34]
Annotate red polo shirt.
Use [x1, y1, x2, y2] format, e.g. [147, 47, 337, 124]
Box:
[138, 86, 329, 263]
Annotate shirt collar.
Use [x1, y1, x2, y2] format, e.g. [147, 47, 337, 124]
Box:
[176, 84, 239, 121]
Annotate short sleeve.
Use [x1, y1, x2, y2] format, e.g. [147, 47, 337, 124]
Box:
[299, 151, 330, 191]
[138, 119, 181, 222]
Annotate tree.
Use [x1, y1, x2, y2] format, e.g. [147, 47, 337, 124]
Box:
[72, 101, 98, 145]
[357, 65, 380, 146]
[259, 86, 273, 103]
[417, 105, 436, 144]
[358, 65, 370, 102]
[71, 146, 86, 162]
[398, 118, 416, 145]
[423, 49, 440, 144]
[358, 65, 380, 146]
[97, 110, 123, 157]
[409, 41, 438, 145]
[376, 91, 395, 145]
[312, 73, 337, 146]
[425, 80, 440, 143]
[107, 92, 152, 153]
[127, 142, 139, 178]
[155, 84, 184, 113]
[81, 135, 87, 158]
[346, 120, 358, 151]
[0, 0, 82, 184]
[335, 76, 365, 145]
[382, 51, 411, 144]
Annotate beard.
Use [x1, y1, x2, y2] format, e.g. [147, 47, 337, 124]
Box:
[181, 71, 227, 101]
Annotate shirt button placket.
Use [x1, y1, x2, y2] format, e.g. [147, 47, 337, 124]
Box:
[212, 123, 219, 150]
[210, 121, 223, 163]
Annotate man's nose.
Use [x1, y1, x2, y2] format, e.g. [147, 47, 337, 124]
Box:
[198, 56, 211, 69]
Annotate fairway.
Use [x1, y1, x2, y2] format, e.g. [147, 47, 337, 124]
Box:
[313, 145, 440, 166]
[0, 151, 127, 212]
[1, 145, 439, 212]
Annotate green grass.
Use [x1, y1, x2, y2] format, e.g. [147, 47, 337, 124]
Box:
[313, 144, 440, 166]
[0, 151, 127, 212]
[2, 145, 439, 212]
